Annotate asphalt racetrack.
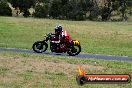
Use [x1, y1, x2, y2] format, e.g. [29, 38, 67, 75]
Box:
[0, 48, 132, 61]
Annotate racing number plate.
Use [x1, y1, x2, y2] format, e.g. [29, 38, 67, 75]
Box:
[73, 40, 80, 45]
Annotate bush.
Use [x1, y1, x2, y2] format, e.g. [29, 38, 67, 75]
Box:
[33, 4, 48, 18]
[49, 0, 62, 18]
[0, 1, 12, 16]
[67, 10, 86, 21]
[89, 7, 100, 21]
[23, 9, 30, 17]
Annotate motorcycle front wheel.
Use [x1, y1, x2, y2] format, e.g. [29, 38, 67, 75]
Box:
[67, 45, 81, 56]
[32, 41, 48, 53]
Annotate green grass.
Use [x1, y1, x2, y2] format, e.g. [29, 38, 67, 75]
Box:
[0, 51, 132, 88]
[0, 16, 131, 88]
[0, 16, 132, 56]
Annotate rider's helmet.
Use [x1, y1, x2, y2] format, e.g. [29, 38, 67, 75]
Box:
[55, 24, 62, 35]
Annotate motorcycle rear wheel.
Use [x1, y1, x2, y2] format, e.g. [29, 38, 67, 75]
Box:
[67, 45, 81, 56]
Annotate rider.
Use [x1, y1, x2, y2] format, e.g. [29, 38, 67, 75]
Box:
[53, 24, 72, 44]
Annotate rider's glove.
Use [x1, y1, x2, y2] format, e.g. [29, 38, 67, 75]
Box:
[47, 32, 52, 38]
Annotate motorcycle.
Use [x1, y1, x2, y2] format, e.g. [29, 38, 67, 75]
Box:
[32, 33, 81, 56]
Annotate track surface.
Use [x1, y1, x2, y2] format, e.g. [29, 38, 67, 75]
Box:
[0, 48, 132, 61]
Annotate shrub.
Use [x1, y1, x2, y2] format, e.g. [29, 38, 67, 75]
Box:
[33, 4, 48, 18]
[0, 1, 12, 16]
[67, 10, 86, 21]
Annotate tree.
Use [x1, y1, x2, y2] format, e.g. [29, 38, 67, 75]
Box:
[88, 0, 100, 20]
[60, 0, 69, 19]
[100, 0, 129, 21]
[119, 0, 127, 20]
[127, 0, 132, 15]
[0, 1, 12, 16]
[8, 0, 36, 17]
[62, 0, 85, 20]
[35, 0, 49, 3]
[49, 0, 62, 18]
[101, 4, 111, 21]
[33, 4, 48, 18]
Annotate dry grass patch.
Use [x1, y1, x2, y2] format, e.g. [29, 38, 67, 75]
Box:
[0, 55, 105, 77]
[0, 54, 106, 88]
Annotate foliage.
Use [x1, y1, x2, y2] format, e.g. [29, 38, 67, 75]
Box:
[49, 0, 62, 18]
[48, 0, 94, 20]
[8, 0, 36, 17]
[100, 0, 131, 21]
[4, 0, 132, 20]
[0, 1, 12, 16]
[126, 0, 132, 15]
[33, 4, 48, 18]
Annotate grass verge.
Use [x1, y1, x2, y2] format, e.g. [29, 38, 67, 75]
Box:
[0, 51, 132, 88]
[0, 16, 132, 56]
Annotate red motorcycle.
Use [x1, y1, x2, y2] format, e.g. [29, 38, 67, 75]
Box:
[32, 33, 81, 56]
